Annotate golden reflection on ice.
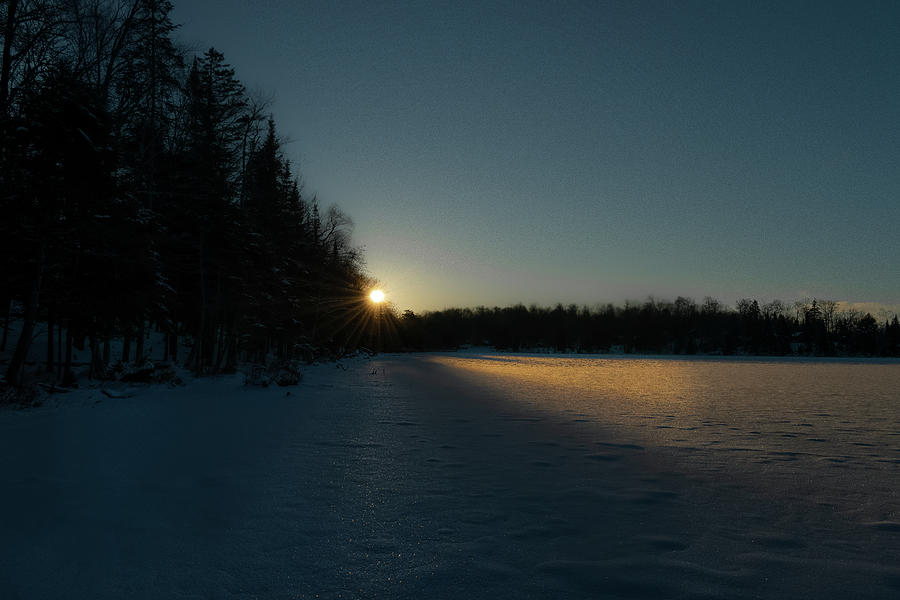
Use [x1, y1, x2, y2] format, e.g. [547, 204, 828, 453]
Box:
[429, 355, 702, 414]
[426, 354, 900, 463]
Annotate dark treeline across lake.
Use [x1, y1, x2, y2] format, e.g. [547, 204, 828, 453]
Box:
[393, 298, 900, 357]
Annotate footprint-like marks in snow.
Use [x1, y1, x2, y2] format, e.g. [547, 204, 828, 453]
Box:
[538, 555, 746, 597]
[625, 488, 681, 504]
[377, 420, 419, 427]
[865, 521, 900, 532]
[314, 440, 385, 449]
[584, 453, 623, 462]
[750, 532, 806, 549]
[595, 442, 645, 451]
[637, 535, 688, 552]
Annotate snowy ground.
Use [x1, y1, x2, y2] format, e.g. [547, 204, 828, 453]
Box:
[1, 354, 899, 599]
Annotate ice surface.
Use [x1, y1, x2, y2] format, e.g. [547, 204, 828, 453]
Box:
[1, 354, 899, 599]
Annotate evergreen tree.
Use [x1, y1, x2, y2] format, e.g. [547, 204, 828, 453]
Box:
[115, 0, 183, 210]
[4, 68, 117, 384]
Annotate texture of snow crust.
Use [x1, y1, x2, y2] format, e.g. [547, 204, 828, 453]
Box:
[1, 354, 899, 599]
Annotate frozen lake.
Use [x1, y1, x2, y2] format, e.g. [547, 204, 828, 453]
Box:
[373, 354, 900, 598]
[433, 354, 900, 524]
[1, 354, 899, 598]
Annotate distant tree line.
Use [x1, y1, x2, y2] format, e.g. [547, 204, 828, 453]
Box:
[393, 298, 900, 358]
[1, 1, 375, 386]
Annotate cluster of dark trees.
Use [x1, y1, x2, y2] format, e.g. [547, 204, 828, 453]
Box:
[1, 1, 376, 386]
[393, 298, 900, 358]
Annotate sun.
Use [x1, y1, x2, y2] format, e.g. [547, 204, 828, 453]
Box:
[369, 289, 385, 303]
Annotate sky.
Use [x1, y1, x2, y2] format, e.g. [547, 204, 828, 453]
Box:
[171, 1, 900, 313]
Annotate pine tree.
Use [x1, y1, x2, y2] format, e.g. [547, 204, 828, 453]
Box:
[173, 48, 249, 373]
[4, 69, 117, 384]
[115, 0, 183, 211]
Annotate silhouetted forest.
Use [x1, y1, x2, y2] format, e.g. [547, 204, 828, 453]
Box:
[1, 1, 376, 386]
[392, 298, 900, 358]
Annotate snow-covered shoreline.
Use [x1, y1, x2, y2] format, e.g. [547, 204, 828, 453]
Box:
[1, 354, 898, 599]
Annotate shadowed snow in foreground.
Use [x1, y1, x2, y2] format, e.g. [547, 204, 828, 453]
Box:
[1, 354, 898, 599]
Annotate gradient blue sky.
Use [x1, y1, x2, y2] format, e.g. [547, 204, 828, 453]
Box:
[172, 1, 900, 312]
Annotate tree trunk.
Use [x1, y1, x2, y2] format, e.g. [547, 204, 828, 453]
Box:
[66, 323, 75, 373]
[185, 339, 199, 373]
[0, 0, 18, 115]
[102, 337, 111, 366]
[169, 331, 178, 363]
[190, 248, 207, 374]
[64, 325, 73, 381]
[46, 305, 54, 373]
[6, 240, 45, 386]
[57, 321, 63, 380]
[1, 296, 10, 352]
[90, 334, 109, 380]
[214, 324, 227, 372]
[223, 333, 237, 372]
[134, 321, 144, 365]
[89, 335, 101, 380]
[122, 335, 131, 364]
[186, 310, 208, 375]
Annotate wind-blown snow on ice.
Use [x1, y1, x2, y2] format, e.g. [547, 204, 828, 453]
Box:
[1, 354, 899, 599]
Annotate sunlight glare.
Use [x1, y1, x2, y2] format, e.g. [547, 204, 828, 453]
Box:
[369, 289, 386, 303]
